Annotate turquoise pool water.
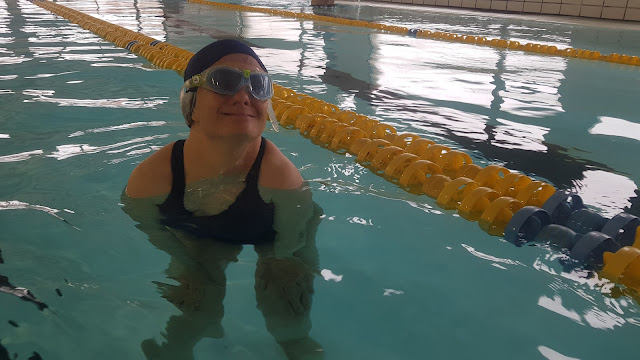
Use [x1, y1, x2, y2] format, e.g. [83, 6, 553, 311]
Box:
[1, 0, 639, 359]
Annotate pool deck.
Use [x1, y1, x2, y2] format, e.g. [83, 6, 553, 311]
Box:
[340, 0, 640, 30]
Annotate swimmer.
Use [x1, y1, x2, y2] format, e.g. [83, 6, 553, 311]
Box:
[122, 39, 324, 359]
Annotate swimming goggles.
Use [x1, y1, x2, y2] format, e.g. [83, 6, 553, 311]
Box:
[186, 66, 274, 100]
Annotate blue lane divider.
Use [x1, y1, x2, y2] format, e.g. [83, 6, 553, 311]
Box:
[505, 191, 640, 274]
[542, 191, 584, 226]
[504, 206, 551, 246]
[125, 40, 139, 50]
[601, 213, 640, 247]
[569, 231, 620, 269]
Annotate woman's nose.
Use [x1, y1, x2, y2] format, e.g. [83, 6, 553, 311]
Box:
[231, 85, 252, 105]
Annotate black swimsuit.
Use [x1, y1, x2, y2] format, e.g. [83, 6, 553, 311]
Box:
[158, 137, 276, 245]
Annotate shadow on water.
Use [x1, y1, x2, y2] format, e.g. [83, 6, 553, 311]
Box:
[1, 248, 46, 360]
[0, 275, 49, 312]
[0, 342, 42, 360]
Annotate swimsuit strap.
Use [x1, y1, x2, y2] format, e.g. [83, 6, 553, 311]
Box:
[157, 137, 275, 244]
[158, 140, 187, 214]
[170, 139, 187, 196]
[159, 137, 266, 214]
[244, 137, 267, 188]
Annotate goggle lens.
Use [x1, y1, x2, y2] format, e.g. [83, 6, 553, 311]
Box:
[205, 67, 273, 100]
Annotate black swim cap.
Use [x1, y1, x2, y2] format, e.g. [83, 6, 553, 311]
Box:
[184, 39, 267, 81]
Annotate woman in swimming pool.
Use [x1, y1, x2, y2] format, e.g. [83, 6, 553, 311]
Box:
[122, 39, 324, 360]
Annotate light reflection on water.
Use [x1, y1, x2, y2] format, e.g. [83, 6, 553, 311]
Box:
[538, 292, 636, 331]
[0, 55, 29, 64]
[0, 149, 44, 162]
[23, 93, 169, 108]
[68, 121, 167, 137]
[47, 134, 170, 160]
[590, 116, 640, 142]
[24, 70, 78, 78]
[492, 118, 549, 152]
[572, 170, 637, 218]
[0, 199, 64, 218]
[538, 345, 581, 360]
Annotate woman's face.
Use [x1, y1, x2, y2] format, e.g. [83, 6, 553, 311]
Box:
[190, 53, 269, 140]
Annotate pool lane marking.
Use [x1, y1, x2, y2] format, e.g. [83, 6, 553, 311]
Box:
[187, 0, 640, 67]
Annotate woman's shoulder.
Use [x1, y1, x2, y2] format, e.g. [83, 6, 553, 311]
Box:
[260, 139, 303, 190]
[125, 142, 176, 198]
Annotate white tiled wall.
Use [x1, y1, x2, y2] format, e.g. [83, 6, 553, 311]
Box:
[353, 0, 640, 21]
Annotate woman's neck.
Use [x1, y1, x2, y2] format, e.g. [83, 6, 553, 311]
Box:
[182, 132, 262, 183]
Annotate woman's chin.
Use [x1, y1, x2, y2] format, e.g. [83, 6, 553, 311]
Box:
[215, 125, 265, 139]
[193, 119, 266, 139]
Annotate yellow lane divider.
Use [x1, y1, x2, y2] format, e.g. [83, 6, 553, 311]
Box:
[31, 0, 640, 296]
[602, 228, 640, 294]
[188, 0, 640, 67]
[270, 85, 556, 236]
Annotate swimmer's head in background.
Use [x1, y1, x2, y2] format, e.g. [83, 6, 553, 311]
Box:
[180, 39, 278, 131]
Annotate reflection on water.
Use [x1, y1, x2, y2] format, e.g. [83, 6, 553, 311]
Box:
[583, 306, 626, 330]
[68, 121, 167, 137]
[572, 170, 637, 218]
[319, 269, 342, 282]
[47, 134, 170, 160]
[539, 293, 630, 331]
[538, 295, 583, 324]
[590, 116, 640, 142]
[0, 149, 44, 162]
[24, 93, 169, 108]
[493, 118, 549, 152]
[460, 243, 525, 266]
[0, 55, 30, 64]
[1, 199, 63, 218]
[501, 52, 565, 118]
[24, 70, 78, 79]
[538, 345, 580, 360]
